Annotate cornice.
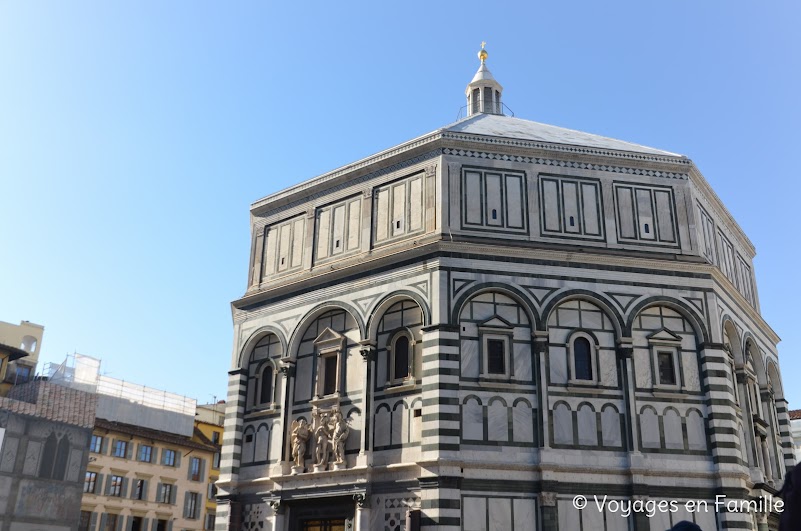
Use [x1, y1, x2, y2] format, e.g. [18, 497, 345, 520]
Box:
[441, 131, 691, 167]
[442, 147, 689, 180]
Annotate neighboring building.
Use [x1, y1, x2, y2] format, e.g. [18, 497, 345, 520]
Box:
[0, 319, 44, 390]
[217, 48, 793, 531]
[80, 375, 218, 531]
[0, 374, 97, 531]
[0, 341, 31, 396]
[196, 402, 225, 531]
[791, 409, 801, 464]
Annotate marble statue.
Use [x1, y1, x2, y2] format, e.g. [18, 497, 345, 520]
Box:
[331, 410, 349, 465]
[290, 418, 310, 468]
[313, 412, 332, 467]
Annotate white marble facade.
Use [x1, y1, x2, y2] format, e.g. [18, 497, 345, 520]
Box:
[216, 56, 792, 531]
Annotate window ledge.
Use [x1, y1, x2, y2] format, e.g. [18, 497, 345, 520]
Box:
[310, 394, 341, 408]
[383, 381, 417, 394]
[567, 380, 598, 388]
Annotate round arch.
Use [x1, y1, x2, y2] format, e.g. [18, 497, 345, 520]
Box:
[366, 290, 432, 341]
[540, 289, 625, 337]
[721, 316, 744, 365]
[624, 296, 709, 343]
[237, 325, 288, 369]
[285, 301, 366, 361]
[766, 360, 784, 400]
[742, 334, 768, 387]
[450, 283, 540, 330]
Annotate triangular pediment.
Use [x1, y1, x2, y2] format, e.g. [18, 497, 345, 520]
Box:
[314, 327, 345, 346]
[479, 315, 513, 329]
[647, 328, 682, 343]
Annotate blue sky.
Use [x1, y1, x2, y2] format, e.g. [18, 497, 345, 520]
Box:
[1, 2, 799, 407]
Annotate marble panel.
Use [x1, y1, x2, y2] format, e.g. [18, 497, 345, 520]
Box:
[663, 317, 686, 332]
[581, 498, 604, 530]
[374, 407, 391, 447]
[633, 350, 652, 388]
[488, 497, 512, 531]
[472, 302, 496, 321]
[294, 357, 312, 401]
[463, 400, 484, 441]
[0, 436, 18, 472]
[376, 189, 389, 241]
[582, 310, 603, 330]
[464, 496, 487, 531]
[391, 402, 405, 445]
[598, 350, 618, 387]
[270, 421, 284, 461]
[577, 405, 597, 446]
[291, 218, 305, 267]
[22, 440, 41, 476]
[682, 352, 700, 391]
[601, 406, 622, 447]
[549, 347, 568, 384]
[487, 401, 509, 442]
[410, 177, 423, 231]
[640, 408, 661, 449]
[686, 410, 706, 451]
[694, 507, 718, 530]
[557, 308, 580, 328]
[672, 502, 693, 526]
[461, 339, 479, 378]
[639, 315, 662, 330]
[512, 403, 534, 443]
[553, 404, 573, 445]
[513, 343, 532, 381]
[648, 505, 671, 531]
[605, 507, 630, 531]
[558, 499, 581, 531]
[513, 498, 537, 531]
[496, 304, 519, 325]
[347, 200, 361, 250]
[255, 425, 270, 461]
[345, 411, 360, 452]
[663, 410, 683, 450]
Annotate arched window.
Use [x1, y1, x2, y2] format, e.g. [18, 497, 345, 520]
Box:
[393, 336, 410, 380]
[38, 433, 70, 480]
[388, 332, 413, 384]
[573, 337, 593, 381]
[259, 365, 273, 406]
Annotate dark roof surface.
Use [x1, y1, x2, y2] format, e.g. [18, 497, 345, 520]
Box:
[95, 418, 217, 452]
[789, 409, 801, 420]
[0, 343, 30, 362]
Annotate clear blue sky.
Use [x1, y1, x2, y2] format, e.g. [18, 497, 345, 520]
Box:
[1, 2, 799, 407]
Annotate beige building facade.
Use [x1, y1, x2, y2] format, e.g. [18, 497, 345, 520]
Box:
[0, 319, 44, 388]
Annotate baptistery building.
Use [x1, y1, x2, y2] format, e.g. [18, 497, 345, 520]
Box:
[216, 48, 793, 531]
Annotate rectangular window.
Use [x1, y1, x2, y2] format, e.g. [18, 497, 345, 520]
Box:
[105, 514, 118, 531]
[323, 355, 338, 395]
[212, 431, 220, 444]
[207, 482, 218, 500]
[133, 479, 145, 500]
[112, 440, 127, 458]
[84, 471, 97, 493]
[138, 444, 152, 462]
[186, 492, 200, 519]
[213, 452, 221, 469]
[487, 339, 506, 374]
[109, 475, 123, 497]
[162, 449, 176, 467]
[190, 457, 201, 481]
[156, 520, 167, 531]
[130, 517, 144, 531]
[89, 435, 103, 453]
[658, 351, 677, 385]
[15, 365, 31, 384]
[205, 514, 216, 531]
[79, 511, 92, 531]
[159, 483, 174, 504]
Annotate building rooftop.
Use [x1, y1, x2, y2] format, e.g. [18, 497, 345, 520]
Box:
[789, 409, 801, 420]
[95, 418, 217, 452]
[443, 113, 683, 158]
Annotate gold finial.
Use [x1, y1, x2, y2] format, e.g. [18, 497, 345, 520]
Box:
[478, 41, 488, 63]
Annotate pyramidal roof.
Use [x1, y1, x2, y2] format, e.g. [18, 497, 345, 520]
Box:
[441, 113, 683, 158]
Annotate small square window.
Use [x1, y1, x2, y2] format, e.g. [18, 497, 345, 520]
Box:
[89, 435, 103, 453]
[162, 449, 176, 467]
[139, 444, 153, 462]
[112, 440, 128, 458]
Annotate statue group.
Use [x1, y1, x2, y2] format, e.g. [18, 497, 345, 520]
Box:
[290, 408, 349, 472]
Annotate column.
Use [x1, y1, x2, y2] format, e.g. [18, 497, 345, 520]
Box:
[539, 492, 557, 531]
[419, 323, 461, 531]
[279, 360, 296, 471]
[354, 494, 371, 531]
[699, 343, 753, 530]
[269, 500, 285, 531]
[358, 341, 375, 467]
[533, 331, 549, 448]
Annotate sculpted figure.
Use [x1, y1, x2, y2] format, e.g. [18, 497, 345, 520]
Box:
[331, 411, 349, 465]
[314, 413, 332, 466]
[290, 418, 310, 468]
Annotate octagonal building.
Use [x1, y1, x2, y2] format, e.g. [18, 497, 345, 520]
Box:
[216, 49, 793, 531]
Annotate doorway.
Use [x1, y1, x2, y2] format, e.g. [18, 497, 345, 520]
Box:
[299, 519, 346, 531]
